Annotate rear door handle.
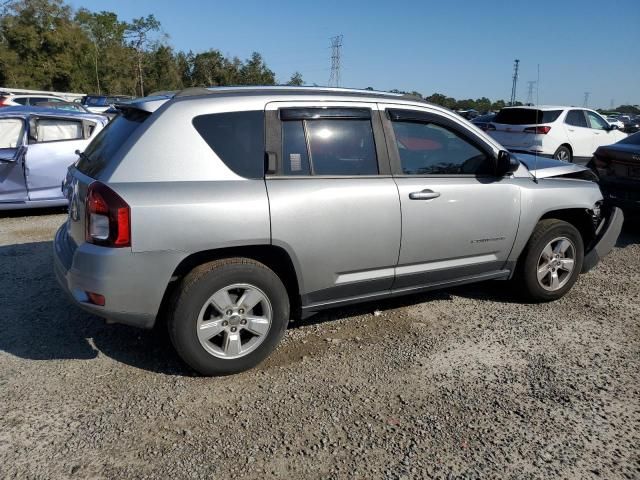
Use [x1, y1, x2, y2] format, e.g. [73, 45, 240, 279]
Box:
[409, 189, 441, 200]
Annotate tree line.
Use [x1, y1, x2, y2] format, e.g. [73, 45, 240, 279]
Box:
[1, 0, 637, 115]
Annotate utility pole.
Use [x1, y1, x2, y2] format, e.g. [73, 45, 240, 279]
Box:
[583, 92, 590, 108]
[510, 59, 520, 106]
[526, 81, 536, 105]
[328, 35, 343, 87]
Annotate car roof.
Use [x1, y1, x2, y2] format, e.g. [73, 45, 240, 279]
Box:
[0, 105, 106, 121]
[122, 86, 430, 113]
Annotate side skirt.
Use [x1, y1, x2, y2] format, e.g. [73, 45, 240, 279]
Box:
[301, 269, 511, 313]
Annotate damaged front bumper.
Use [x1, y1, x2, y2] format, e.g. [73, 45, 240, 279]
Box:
[582, 206, 624, 273]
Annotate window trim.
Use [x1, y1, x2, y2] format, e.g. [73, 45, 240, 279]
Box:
[383, 109, 498, 178]
[265, 106, 391, 177]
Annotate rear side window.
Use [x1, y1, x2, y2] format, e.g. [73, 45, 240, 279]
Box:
[77, 109, 148, 177]
[193, 111, 265, 179]
[565, 110, 588, 127]
[280, 116, 378, 176]
[494, 108, 562, 125]
[12, 97, 27, 105]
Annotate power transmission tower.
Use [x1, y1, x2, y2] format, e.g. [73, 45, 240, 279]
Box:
[510, 59, 520, 106]
[583, 92, 590, 107]
[526, 81, 536, 105]
[328, 35, 343, 87]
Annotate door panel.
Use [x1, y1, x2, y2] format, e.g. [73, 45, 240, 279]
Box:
[25, 138, 85, 201]
[393, 177, 520, 289]
[0, 147, 28, 202]
[267, 178, 401, 304]
[563, 110, 593, 158]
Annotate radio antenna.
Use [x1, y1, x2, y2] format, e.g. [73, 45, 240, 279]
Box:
[532, 63, 540, 183]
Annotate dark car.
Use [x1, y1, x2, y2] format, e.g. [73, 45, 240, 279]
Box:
[622, 117, 640, 134]
[589, 132, 640, 212]
[471, 113, 496, 131]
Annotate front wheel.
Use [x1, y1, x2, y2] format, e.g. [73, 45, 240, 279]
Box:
[168, 258, 290, 375]
[516, 219, 584, 302]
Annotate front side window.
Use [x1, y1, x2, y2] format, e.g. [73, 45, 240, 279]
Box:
[565, 110, 588, 127]
[280, 115, 378, 176]
[392, 121, 492, 175]
[193, 111, 265, 179]
[35, 119, 83, 142]
[586, 111, 608, 130]
[0, 118, 24, 148]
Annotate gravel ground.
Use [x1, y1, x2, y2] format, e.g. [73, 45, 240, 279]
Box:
[0, 209, 638, 480]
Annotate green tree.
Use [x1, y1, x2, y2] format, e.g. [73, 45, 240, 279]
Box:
[286, 71, 303, 86]
[239, 52, 275, 85]
[124, 14, 160, 96]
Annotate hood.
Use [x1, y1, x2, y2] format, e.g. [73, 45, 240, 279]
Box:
[515, 153, 594, 179]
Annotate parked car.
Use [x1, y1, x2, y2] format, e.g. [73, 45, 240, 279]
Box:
[0, 93, 67, 107]
[622, 117, 640, 134]
[80, 95, 134, 114]
[606, 116, 625, 130]
[0, 106, 107, 209]
[588, 132, 640, 212]
[33, 101, 91, 114]
[471, 113, 496, 131]
[53, 87, 622, 375]
[487, 106, 627, 163]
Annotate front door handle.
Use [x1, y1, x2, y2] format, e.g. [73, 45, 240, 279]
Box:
[409, 189, 441, 200]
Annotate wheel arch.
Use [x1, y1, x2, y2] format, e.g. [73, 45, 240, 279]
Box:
[539, 208, 596, 251]
[158, 244, 302, 324]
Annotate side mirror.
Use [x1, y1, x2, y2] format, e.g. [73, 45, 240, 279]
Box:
[607, 124, 618, 130]
[496, 150, 519, 176]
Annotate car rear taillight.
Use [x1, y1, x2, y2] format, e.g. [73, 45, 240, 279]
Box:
[0, 97, 9, 107]
[523, 126, 551, 134]
[85, 182, 131, 247]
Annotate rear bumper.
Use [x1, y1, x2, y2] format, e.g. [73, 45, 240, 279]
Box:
[598, 178, 640, 212]
[53, 225, 185, 329]
[581, 206, 624, 273]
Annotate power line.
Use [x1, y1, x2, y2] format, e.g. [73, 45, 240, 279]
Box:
[510, 59, 520, 106]
[526, 81, 536, 105]
[583, 92, 590, 108]
[328, 35, 343, 87]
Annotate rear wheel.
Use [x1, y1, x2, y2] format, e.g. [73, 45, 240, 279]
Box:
[517, 219, 584, 302]
[168, 258, 289, 375]
[553, 145, 572, 162]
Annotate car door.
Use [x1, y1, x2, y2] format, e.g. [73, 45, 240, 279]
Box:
[0, 117, 28, 202]
[563, 109, 593, 160]
[24, 115, 95, 201]
[265, 101, 401, 308]
[379, 105, 520, 291]
[585, 110, 623, 151]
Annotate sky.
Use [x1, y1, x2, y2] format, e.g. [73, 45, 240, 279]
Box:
[67, 0, 640, 108]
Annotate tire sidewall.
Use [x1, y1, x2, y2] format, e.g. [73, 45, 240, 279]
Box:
[522, 222, 584, 302]
[170, 263, 289, 375]
[553, 146, 572, 162]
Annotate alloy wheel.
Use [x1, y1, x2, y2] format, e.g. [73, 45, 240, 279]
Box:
[536, 237, 576, 291]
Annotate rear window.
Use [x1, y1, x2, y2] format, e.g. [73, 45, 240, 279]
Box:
[77, 109, 148, 177]
[192, 111, 265, 179]
[494, 108, 562, 125]
[84, 96, 107, 106]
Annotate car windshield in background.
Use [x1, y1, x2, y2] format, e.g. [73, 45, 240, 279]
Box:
[76, 109, 148, 177]
[83, 96, 108, 106]
[494, 108, 562, 125]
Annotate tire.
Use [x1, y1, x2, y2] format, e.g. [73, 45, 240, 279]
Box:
[516, 219, 584, 302]
[553, 145, 572, 162]
[168, 258, 290, 376]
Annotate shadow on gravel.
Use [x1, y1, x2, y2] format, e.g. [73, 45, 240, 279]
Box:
[0, 240, 190, 376]
[0, 206, 67, 219]
[616, 217, 640, 247]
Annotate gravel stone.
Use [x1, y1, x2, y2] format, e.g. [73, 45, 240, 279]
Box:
[0, 210, 638, 479]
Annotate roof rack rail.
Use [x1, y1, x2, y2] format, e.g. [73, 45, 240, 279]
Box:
[173, 85, 407, 98]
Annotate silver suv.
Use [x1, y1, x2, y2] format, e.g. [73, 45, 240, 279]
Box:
[54, 87, 623, 375]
